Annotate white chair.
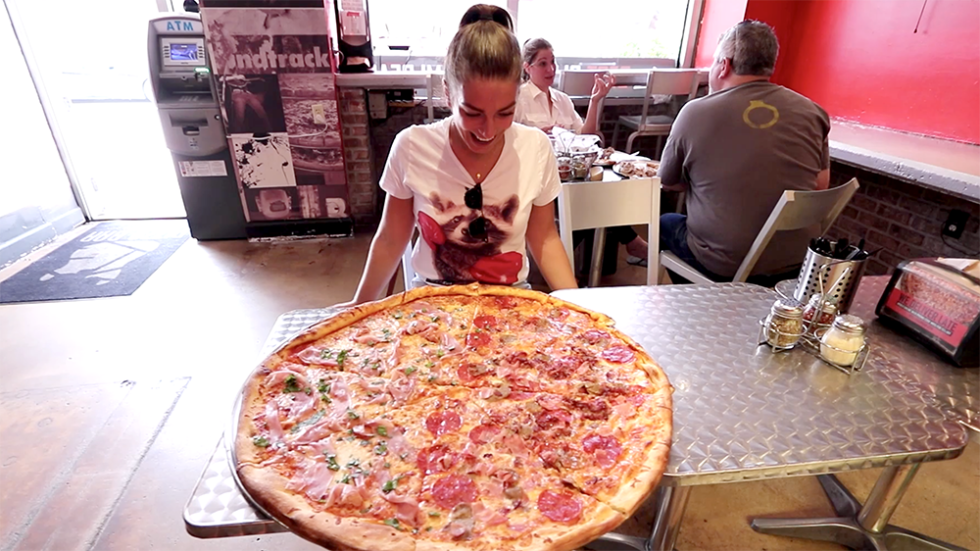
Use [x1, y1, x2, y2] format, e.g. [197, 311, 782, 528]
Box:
[612, 68, 700, 154]
[558, 177, 661, 287]
[425, 73, 446, 124]
[559, 70, 608, 146]
[660, 178, 860, 284]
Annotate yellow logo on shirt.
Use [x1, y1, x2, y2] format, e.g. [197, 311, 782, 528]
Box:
[743, 100, 779, 129]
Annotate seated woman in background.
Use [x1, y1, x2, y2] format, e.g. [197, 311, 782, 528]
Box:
[515, 38, 611, 135]
[516, 38, 650, 267]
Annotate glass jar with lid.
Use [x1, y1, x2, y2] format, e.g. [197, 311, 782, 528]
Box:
[820, 314, 866, 366]
[765, 299, 804, 349]
[802, 293, 838, 338]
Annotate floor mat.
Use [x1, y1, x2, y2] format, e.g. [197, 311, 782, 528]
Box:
[0, 220, 189, 304]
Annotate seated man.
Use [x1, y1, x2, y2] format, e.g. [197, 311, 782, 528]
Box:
[657, 20, 830, 284]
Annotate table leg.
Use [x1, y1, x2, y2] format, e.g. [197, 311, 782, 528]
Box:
[589, 228, 607, 288]
[588, 485, 690, 551]
[751, 470, 968, 551]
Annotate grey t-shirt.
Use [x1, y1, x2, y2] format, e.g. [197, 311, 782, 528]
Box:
[659, 81, 830, 278]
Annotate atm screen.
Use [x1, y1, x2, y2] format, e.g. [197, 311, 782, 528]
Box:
[169, 44, 198, 61]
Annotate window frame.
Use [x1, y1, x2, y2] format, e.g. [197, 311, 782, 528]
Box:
[370, 0, 705, 71]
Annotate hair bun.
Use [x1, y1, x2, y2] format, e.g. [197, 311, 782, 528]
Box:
[459, 4, 514, 31]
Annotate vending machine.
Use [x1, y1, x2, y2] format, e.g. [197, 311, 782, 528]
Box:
[148, 13, 247, 240]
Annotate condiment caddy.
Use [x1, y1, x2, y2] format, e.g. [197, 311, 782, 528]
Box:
[759, 295, 870, 374]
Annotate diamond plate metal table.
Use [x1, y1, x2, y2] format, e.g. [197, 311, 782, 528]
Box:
[747, 276, 979, 551]
[185, 283, 970, 550]
[552, 283, 969, 551]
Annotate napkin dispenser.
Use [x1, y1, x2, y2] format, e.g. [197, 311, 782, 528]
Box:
[876, 258, 980, 367]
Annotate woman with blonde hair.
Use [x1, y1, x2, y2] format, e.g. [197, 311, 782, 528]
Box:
[343, 5, 577, 304]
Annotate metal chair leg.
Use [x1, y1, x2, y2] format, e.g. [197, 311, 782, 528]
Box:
[626, 132, 640, 155]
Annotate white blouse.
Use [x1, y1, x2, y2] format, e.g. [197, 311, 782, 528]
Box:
[514, 81, 584, 134]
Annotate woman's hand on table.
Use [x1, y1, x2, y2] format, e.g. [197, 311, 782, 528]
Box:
[591, 72, 615, 100]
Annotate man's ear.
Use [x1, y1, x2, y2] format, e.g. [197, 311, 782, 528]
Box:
[719, 58, 732, 79]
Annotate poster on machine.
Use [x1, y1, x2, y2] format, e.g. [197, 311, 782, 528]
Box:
[200, 2, 349, 223]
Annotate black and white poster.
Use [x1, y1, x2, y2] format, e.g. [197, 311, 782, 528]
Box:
[243, 186, 301, 221]
[202, 8, 333, 77]
[201, 5, 349, 222]
[201, 1, 326, 9]
[231, 133, 297, 188]
[218, 74, 287, 134]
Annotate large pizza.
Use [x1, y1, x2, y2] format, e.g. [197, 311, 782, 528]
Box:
[234, 284, 672, 551]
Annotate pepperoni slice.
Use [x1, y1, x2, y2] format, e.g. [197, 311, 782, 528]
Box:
[426, 411, 462, 437]
[474, 315, 497, 330]
[432, 474, 477, 509]
[601, 346, 636, 364]
[418, 444, 455, 475]
[537, 490, 582, 523]
[468, 423, 501, 445]
[583, 434, 623, 468]
[582, 329, 610, 345]
[466, 330, 491, 348]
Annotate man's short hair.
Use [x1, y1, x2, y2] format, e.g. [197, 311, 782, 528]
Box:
[717, 20, 779, 76]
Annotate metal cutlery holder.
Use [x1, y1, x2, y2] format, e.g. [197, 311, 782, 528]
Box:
[794, 242, 868, 313]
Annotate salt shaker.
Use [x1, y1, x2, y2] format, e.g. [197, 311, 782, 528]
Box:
[820, 314, 866, 366]
[765, 299, 803, 349]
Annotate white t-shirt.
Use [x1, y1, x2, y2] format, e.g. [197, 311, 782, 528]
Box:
[514, 81, 584, 133]
[380, 118, 561, 285]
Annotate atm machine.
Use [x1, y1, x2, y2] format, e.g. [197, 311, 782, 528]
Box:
[148, 13, 247, 240]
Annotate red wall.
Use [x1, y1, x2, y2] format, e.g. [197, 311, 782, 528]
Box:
[694, 0, 748, 68]
[750, 0, 980, 144]
[743, 0, 801, 85]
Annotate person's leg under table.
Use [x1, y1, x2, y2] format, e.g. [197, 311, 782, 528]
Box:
[751, 468, 969, 551]
[659, 214, 724, 282]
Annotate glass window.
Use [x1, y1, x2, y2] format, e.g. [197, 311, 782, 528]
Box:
[518, 0, 689, 60]
[369, 0, 508, 58]
[370, 0, 691, 66]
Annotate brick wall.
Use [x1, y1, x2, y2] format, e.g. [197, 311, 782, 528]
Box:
[368, 103, 435, 220]
[828, 162, 980, 276]
[338, 89, 375, 223]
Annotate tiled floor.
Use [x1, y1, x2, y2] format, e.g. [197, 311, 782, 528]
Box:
[0, 224, 977, 551]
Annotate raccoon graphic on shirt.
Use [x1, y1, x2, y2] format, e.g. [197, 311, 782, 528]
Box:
[417, 192, 522, 283]
[380, 118, 562, 285]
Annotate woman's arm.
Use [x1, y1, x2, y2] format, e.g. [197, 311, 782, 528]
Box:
[526, 203, 578, 291]
[580, 73, 615, 136]
[349, 195, 416, 304]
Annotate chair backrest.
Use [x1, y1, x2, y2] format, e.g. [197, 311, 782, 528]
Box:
[426, 73, 445, 124]
[732, 178, 860, 282]
[557, 177, 662, 285]
[640, 68, 700, 126]
[559, 70, 608, 145]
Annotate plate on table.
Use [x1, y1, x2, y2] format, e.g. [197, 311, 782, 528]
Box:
[613, 160, 660, 179]
[594, 147, 617, 166]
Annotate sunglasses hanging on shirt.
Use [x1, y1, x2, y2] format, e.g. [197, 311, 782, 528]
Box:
[464, 183, 487, 242]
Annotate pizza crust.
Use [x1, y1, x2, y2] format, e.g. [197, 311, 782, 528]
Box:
[238, 465, 417, 551]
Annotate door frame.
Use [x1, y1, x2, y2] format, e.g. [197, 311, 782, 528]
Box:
[3, 0, 174, 222]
